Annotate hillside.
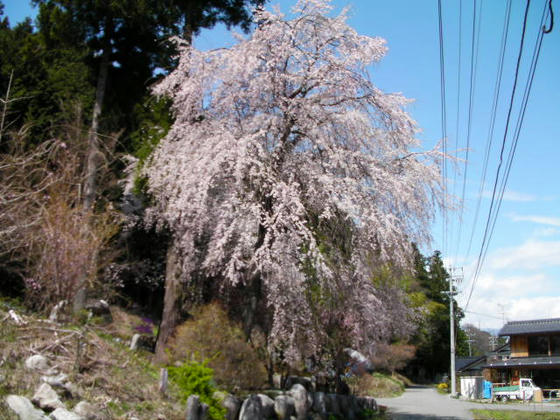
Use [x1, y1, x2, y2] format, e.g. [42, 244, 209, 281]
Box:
[0, 299, 184, 419]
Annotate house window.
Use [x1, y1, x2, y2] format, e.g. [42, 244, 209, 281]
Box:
[551, 335, 560, 356]
[528, 336, 549, 356]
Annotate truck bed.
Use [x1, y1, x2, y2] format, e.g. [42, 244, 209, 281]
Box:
[494, 385, 519, 393]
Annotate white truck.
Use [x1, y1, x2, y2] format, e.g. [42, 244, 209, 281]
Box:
[492, 378, 541, 401]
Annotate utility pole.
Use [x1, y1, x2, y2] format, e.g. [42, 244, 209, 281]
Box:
[497, 303, 507, 325]
[489, 335, 497, 351]
[447, 267, 463, 397]
[467, 338, 475, 357]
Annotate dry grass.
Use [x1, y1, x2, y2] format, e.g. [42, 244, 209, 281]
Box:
[0, 301, 184, 419]
[350, 373, 406, 398]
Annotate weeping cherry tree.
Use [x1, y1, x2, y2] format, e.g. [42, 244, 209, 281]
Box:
[146, 0, 446, 366]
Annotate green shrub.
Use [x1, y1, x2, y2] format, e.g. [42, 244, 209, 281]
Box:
[168, 360, 226, 420]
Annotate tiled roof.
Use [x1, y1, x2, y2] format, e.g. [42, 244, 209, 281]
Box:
[456, 356, 486, 372]
[484, 356, 560, 369]
[498, 318, 560, 336]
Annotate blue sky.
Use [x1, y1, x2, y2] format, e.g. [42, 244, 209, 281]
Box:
[4, 0, 559, 331]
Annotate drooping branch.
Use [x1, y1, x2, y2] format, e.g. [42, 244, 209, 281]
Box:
[146, 0, 447, 364]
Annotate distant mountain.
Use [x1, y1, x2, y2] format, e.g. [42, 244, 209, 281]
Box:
[483, 328, 500, 336]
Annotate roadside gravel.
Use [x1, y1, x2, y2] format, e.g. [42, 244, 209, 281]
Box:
[376, 385, 560, 419]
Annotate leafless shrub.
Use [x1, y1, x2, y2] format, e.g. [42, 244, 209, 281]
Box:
[371, 343, 416, 374]
[0, 130, 62, 261]
[24, 193, 119, 311]
[0, 113, 121, 311]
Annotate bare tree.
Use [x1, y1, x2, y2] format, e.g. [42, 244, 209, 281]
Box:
[0, 101, 119, 311]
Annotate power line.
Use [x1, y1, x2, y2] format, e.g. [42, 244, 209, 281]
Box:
[464, 0, 551, 312]
[465, 0, 532, 311]
[455, 0, 482, 261]
[464, 310, 503, 320]
[437, 0, 448, 258]
[464, 0, 512, 260]
[480, 0, 551, 275]
[448, 0, 462, 255]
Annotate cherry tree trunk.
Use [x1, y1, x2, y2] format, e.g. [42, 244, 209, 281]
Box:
[153, 26, 194, 362]
[154, 242, 184, 363]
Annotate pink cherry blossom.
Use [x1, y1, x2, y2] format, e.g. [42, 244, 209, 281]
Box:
[146, 0, 446, 365]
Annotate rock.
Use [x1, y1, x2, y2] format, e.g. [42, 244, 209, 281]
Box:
[274, 395, 295, 420]
[85, 300, 112, 323]
[221, 394, 241, 420]
[186, 394, 208, 420]
[25, 354, 49, 371]
[49, 301, 66, 322]
[199, 402, 209, 420]
[356, 396, 377, 412]
[130, 334, 141, 350]
[8, 309, 25, 325]
[5, 395, 49, 420]
[348, 395, 360, 418]
[325, 394, 340, 416]
[129, 333, 155, 352]
[257, 394, 275, 418]
[73, 401, 98, 420]
[287, 384, 309, 420]
[272, 373, 282, 389]
[238, 394, 263, 420]
[41, 373, 69, 387]
[50, 407, 85, 420]
[336, 395, 352, 419]
[159, 368, 168, 394]
[61, 382, 80, 398]
[312, 392, 327, 419]
[284, 376, 313, 391]
[32, 383, 64, 411]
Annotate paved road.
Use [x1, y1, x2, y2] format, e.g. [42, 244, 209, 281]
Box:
[376, 386, 560, 419]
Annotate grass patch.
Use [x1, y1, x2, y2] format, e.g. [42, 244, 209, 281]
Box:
[472, 409, 560, 419]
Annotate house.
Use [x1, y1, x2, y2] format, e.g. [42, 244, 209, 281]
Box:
[483, 318, 560, 390]
[456, 356, 486, 377]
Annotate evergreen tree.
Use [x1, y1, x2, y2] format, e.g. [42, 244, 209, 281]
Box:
[408, 249, 468, 381]
[0, 4, 93, 144]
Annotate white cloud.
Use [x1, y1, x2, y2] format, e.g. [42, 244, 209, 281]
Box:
[533, 227, 560, 237]
[471, 272, 550, 297]
[483, 190, 537, 202]
[462, 295, 560, 330]
[459, 240, 560, 330]
[509, 297, 560, 320]
[510, 214, 560, 227]
[487, 240, 560, 270]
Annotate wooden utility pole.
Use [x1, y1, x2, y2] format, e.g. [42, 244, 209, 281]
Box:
[447, 267, 463, 397]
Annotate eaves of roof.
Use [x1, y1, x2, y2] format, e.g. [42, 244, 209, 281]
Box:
[498, 318, 560, 336]
[456, 356, 486, 372]
[484, 356, 560, 369]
